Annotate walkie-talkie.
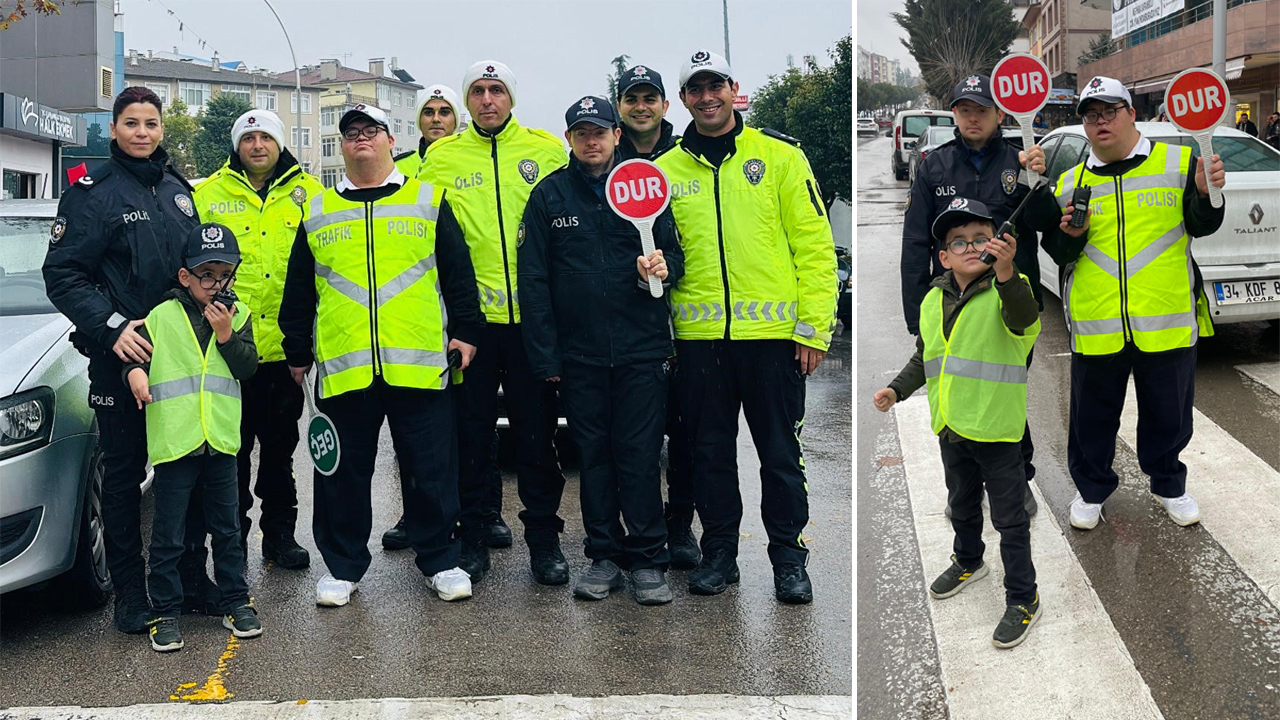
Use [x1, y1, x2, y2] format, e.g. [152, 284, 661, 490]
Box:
[213, 259, 242, 311]
[438, 348, 463, 378]
[977, 177, 1044, 265]
[1068, 186, 1092, 228]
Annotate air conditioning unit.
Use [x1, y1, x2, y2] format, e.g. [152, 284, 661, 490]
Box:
[100, 67, 114, 98]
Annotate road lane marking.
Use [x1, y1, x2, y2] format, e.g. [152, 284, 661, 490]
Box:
[0, 694, 852, 719]
[1235, 362, 1280, 396]
[170, 634, 239, 702]
[893, 398, 1165, 720]
[1119, 379, 1280, 606]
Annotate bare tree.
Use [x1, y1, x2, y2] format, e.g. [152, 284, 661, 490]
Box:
[893, 0, 1019, 107]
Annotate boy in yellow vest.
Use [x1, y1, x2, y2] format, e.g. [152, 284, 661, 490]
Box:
[124, 222, 262, 652]
[873, 199, 1042, 649]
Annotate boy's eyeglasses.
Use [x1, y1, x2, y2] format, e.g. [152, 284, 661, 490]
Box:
[188, 271, 235, 290]
[1082, 104, 1129, 125]
[342, 126, 386, 141]
[947, 238, 991, 254]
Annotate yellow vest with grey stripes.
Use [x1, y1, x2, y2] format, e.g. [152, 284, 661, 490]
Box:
[306, 179, 449, 399]
[921, 277, 1039, 443]
[143, 298, 249, 465]
[1054, 142, 1213, 356]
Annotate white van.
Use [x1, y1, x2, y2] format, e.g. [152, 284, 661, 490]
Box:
[890, 109, 956, 181]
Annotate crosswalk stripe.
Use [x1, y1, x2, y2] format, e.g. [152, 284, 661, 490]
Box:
[893, 398, 1166, 720]
[1120, 379, 1280, 606]
[1235, 361, 1280, 396]
[0, 695, 852, 719]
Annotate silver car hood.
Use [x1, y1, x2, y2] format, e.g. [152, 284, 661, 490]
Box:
[0, 313, 72, 397]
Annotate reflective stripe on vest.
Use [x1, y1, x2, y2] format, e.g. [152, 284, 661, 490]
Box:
[143, 299, 247, 465]
[1054, 143, 1200, 355]
[306, 179, 450, 399]
[920, 278, 1039, 443]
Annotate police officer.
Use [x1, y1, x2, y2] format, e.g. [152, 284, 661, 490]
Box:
[614, 63, 698, 570]
[194, 109, 323, 570]
[43, 86, 206, 633]
[278, 103, 483, 606]
[519, 96, 684, 603]
[420, 61, 571, 586]
[901, 74, 1043, 517]
[656, 51, 838, 604]
[394, 83, 462, 178]
[1023, 77, 1225, 530]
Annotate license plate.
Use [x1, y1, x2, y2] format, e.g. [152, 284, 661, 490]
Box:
[1214, 279, 1280, 306]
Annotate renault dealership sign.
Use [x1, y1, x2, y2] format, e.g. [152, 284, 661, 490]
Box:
[1112, 0, 1185, 38]
[0, 93, 85, 146]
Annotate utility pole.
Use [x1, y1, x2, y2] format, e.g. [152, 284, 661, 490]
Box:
[722, 0, 731, 64]
[1212, 0, 1225, 78]
[263, 0, 303, 167]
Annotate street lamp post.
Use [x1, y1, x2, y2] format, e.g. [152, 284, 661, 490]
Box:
[263, 0, 303, 165]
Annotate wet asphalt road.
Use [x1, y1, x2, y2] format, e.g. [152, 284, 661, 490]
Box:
[854, 133, 1280, 720]
[0, 333, 851, 708]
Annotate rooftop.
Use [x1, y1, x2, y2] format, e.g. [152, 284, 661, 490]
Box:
[124, 56, 324, 90]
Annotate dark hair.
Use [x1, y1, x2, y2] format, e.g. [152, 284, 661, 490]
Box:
[113, 86, 164, 122]
[938, 216, 998, 249]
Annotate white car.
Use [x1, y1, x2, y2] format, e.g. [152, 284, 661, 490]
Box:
[857, 118, 878, 137]
[890, 109, 955, 181]
[1035, 123, 1280, 326]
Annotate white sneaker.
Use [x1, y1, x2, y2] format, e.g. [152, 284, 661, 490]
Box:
[427, 567, 473, 602]
[1153, 492, 1201, 526]
[315, 573, 358, 607]
[1069, 493, 1104, 530]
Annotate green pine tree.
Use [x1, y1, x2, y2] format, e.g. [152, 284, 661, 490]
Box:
[894, 0, 1019, 106]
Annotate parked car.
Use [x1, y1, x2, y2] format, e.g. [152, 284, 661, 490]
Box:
[857, 118, 879, 137]
[891, 109, 955, 181]
[0, 200, 118, 609]
[1035, 123, 1280, 326]
[907, 126, 956, 185]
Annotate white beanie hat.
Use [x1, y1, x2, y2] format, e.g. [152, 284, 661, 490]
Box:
[231, 109, 286, 150]
[415, 84, 461, 133]
[462, 60, 517, 108]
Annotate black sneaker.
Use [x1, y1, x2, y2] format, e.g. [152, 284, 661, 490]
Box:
[573, 559, 625, 600]
[458, 539, 490, 584]
[112, 583, 152, 635]
[222, 603, 263, 639]
[688, 548, 740, 596]
[929, 555, 989, 599]
[262, 534, 310, 569]
[482, 517, 513, 549]
[528, 535, 569, 586]
[992, 593, 1041, 649]
[631, 568, 674, 605]
[666, 515, 701, 570]
[148, 617, 183, 652]
[774, 564, 813, 604]
[381, 517, 410, 551]
[180, 571, 222, 616]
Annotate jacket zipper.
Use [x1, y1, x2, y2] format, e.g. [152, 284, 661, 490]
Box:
[712, 166, 731, 339]
[491, 136, 516, 324]
[806, 180, 824, 217]
[365, 201, 381, 376]
[1115, 176, 1131, 343]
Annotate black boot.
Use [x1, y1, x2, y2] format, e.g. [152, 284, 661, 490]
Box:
[178, 548, 221, 616]
[773, 564, 813, 604]
[527, 533, 569, 585]
[381, 517, 410, 550]
[482, 517, 514, 549]
[458, 538, 490, 584]
[262, 532, 310, 569]
[688, 548, 740, 596]
[112, 575, 152, 635]
[665, 513, 701, 570]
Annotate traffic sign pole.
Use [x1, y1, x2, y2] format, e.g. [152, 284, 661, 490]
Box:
[301, 369, 341, 476]
[635, 218, 662, 298]
[1165, 68, 1230, 210]
[991, 53, 1052, 188]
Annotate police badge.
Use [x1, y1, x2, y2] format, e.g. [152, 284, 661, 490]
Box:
[517, 222, 526, 248]
[743, 158, 765, 185]
[50, 216, 67, 244]
[174, 194, 195, 217]
[518, 159, 539, 185]
[1002, 169, 1018, 195]
[201, 225, 224, 244]
[291, 185, 308, 206]
[948, 198, 969, 210]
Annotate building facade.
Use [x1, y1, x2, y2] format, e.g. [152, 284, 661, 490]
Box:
[1023, 0, 1112, 90]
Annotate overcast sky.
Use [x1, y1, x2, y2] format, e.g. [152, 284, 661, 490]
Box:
[119, 0, 852, 135]
[855, 1, 917, 74]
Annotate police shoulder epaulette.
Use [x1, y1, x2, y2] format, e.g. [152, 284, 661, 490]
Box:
[761, 128, 802, 146]
[393, 149, 415, 161]
[527, 127, 564, 145]
[74, 160, 116, 188]
[651, 142, 680, 160]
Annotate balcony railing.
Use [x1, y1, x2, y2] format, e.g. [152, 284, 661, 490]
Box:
[1092, 0, 1265, 58]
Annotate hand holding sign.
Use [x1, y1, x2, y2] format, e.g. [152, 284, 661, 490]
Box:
[1165, 68, 1229, 209]
[606, 159, 671, 298]
[992, 53, 1052, 187]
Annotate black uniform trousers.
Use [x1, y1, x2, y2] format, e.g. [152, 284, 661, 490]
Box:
[664, 375, 695, 520]
[90, 355, 205, 594]
[675, 339, 809, 567]
[236, 361, 304, 543]
[559, 360, 671, 570]
[939, 436, 1036, 606]
[313, 377, 460, 580]
[1069, 344, 1196, 504]
[1020, 347, 1037, 482]
[148, 451, 248, 616]
[455, 322, 566, 542]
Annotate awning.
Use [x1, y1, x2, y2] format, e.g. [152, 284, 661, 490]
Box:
[1224, 57, 1246, 81]
[1129, 57, 1248, 94]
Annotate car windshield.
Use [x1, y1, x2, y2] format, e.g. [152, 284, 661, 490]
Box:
[1153, 134, 1280, 173]
[925, 127, 954, 146]
[903, 115, 955, 137]
[0, 217, 57, 316]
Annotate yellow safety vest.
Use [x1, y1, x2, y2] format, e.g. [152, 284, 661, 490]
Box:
[1054, 142, 1213, 355]
[419, 116, 567, 324]
[143, 299, 249, 465]
[655, 126, 838, 351]
[194, 162, 324, 363]
[305, 179, 449, 399]
[921, 277, 1040, 443]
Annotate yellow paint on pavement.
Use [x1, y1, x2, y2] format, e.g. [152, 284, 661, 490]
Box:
[170, 634, 240, 702]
